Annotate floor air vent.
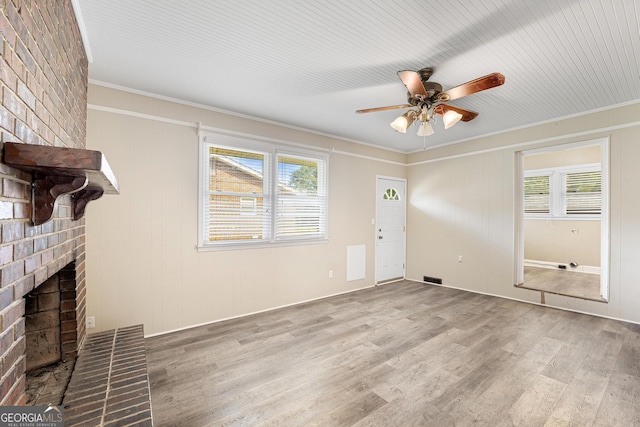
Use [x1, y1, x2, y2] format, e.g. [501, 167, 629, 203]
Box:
[423, 276, 443, 285]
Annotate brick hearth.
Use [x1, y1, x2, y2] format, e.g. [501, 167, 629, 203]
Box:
[62, 325, 153, 427]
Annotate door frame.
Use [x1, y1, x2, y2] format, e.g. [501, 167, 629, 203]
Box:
[375, 175, 407, 284]
[514, 137, 610, 301]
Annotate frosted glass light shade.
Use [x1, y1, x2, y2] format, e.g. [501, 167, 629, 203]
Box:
[390, 111, 416, 133]
[443, 110, 463, 129]
[417, 121, 435, 136]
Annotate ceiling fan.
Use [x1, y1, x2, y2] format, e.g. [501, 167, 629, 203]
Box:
[356, 68, 505, 136]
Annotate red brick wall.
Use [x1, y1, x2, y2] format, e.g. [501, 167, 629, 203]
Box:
[0, 0, 88, 405]
[210, 160, 264, 193]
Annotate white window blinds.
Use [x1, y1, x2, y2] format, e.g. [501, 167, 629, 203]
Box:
[565, 170, 601, 215]
[524, 175, 550, 214]
[524, 166, 601, 218]
[276, 154, 327, 239]
[200, 137, 328, 247]
[206, 147, 270, 242]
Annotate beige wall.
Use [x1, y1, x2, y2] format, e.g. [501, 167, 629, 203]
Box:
[524, 144, 600, 169]
[85, 84, 406, 335]
[406, 102, 640, 323]
[524, 219, 600, 267]
[86, 83, 640, 334]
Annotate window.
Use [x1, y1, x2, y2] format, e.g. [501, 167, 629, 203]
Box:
[199, 134, 328, 247]
[276, 154, 327, 239]
[524, 164, 601, 218]
[383, 188, 400, 200]
[565, 170, 601, 215]
[523, 174, 550, 214]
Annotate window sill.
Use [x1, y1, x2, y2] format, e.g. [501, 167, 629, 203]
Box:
[524, 216, 601, 221]
[196, 238, 329, 252]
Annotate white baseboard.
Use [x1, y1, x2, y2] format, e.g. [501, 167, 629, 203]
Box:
[407, 278, 638, 327]
[524, 259, 600, 275]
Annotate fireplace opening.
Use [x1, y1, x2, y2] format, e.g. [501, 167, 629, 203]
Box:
[24, 263, 79, 405]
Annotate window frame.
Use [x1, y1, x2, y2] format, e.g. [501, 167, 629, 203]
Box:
[197, 132, 329, 250]
[524, 163, 601, 220]
[275, 150, 328, 241]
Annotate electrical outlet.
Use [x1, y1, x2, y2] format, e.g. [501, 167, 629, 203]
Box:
[86, 316, 95, 329]
[328, 270, 333, 278]
[458, 255, 463, 263]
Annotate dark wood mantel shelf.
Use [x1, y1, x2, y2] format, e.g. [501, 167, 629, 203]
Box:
[3, 142, 119, 225]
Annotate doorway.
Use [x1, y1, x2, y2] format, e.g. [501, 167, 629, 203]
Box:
[375, 176, 406, 283]
[515, 139, 609, 302]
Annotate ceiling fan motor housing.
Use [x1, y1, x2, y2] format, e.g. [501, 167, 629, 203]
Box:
[423, 82, 443, 99]
[418, 67, 434, 81]
[408, 81, 443, 106]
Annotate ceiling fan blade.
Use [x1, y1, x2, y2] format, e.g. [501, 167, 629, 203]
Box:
[434, 104, 479, 122]
[437, 72, 505, 102]
[397, 70, 428, 98]
[355, 104, 411, 114]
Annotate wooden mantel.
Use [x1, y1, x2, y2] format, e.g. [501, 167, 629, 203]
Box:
[3, 142, 119, 225]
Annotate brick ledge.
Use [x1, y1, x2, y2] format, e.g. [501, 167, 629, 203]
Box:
[62, 325, 153, 426]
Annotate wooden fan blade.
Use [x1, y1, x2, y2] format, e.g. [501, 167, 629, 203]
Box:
[437, 72, 505, 102]
[434, 104, 479, 122]
[397, 70, 428, 98]
[355, 104, 411, 114]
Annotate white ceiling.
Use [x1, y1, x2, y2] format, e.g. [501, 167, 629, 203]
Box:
[76, 0, 640, 153]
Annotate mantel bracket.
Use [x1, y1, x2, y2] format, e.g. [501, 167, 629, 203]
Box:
[33, 174, 89, 225]
[72, 188, 105, 221]
[2, 142, 119, 226]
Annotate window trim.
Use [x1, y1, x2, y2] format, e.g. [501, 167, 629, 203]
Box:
[524, 163, 601, 220]
[197, 132, 329, 250]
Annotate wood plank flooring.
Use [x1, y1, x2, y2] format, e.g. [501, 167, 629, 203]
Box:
[145, 281, 640, 426]
[519, 266, 604, 302]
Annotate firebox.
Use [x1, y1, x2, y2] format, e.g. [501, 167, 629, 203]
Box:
[24, 263, 79, 405]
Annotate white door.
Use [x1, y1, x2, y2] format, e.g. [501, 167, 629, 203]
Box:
[376, 177, 406, 283]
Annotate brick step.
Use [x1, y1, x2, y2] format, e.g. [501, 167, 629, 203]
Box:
[62, 325, 153, 426]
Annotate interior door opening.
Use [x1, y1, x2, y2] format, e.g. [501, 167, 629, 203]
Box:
[515, 138, 609, 302]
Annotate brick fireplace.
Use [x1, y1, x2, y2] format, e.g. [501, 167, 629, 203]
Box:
[0, 0, 90, 405]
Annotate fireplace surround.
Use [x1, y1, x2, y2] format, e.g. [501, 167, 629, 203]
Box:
[0, 0, 93, 405]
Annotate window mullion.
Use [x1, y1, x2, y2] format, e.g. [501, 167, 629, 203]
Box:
[551, 172, 564, 217]
[269, 152, 277, 242]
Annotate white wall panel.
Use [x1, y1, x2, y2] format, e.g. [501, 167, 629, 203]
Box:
[407, 104, 640, 324]
[86, 83, 640, 336]
[85, 84, 406, 335]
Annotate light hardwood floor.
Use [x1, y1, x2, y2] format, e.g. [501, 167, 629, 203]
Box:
[519, 266, 604, 302]
[146, 280, 640, 426]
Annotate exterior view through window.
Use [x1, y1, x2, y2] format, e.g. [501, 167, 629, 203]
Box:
[524, 167, 601, 217]
[199, 136, 328, 247]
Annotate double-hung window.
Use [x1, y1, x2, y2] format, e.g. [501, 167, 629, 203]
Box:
[199, 133, 328, 248]
[524, 163, 601, 218]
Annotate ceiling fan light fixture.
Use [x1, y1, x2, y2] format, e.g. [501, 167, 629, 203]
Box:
[443, 109, 463, 129]
[417, 121, 435, 136]
[418, 106, 432, 122]
[390, 111, 416, 133]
